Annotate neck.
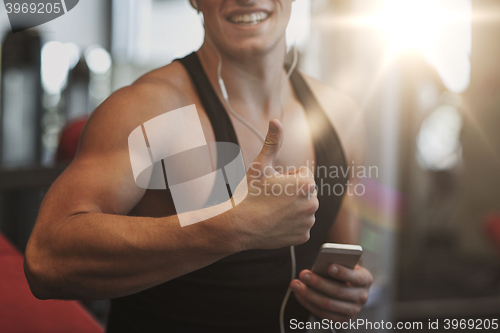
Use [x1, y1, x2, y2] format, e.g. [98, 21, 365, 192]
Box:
[197, 39, 290, 120]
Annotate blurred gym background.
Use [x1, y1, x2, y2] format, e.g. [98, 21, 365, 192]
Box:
[0, 0, 499, 332]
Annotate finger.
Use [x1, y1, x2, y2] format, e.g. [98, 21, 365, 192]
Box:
[284, 166, 314, 179]
[328, 264, 374, 287]
[283, 166, 299, 175]
[294, 293, 354, 322]
[287, 168, 316, 197]
[297, 166, 315, 180]
[253, 119, 283, 172]
[299, 270, 367, 304]
[291, 280, 362, 318]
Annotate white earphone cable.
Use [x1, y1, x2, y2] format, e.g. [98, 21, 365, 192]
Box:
[214, 45, 298, 143]
[202, 13, 299, 333]
[279, 245, 296, 333]
[214, 47, 299, 333]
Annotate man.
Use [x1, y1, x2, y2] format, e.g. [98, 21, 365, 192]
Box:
[24, 0, 372, 332]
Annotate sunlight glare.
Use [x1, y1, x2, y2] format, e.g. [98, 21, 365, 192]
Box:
[371, 0, 471, 93]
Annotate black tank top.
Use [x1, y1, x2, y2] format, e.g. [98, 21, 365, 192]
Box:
[107, 53, 348, 333]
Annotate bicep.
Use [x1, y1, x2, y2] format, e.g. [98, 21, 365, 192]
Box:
[35, 78, 200, 227]
[37, 150, 145, 226]
[36, 89, 151, 225]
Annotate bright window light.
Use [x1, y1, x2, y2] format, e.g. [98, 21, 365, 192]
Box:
[417, 104, 463, 170]
[85, 46, 112, 75]
[65, 43, 81, 70]
[42, 41, 70, 94]
[371, 0, 471, 93]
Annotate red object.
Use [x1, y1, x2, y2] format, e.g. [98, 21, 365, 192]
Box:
[485, 213, 500, 253]
[56, 117, 87, 162]
[0, 233, 103, 333]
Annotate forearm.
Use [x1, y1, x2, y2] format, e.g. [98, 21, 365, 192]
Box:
[327, 195, 361, 244]
[25, 209, 242, 300]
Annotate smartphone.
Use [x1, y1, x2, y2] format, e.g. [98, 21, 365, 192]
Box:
[311, 243, 363, 278]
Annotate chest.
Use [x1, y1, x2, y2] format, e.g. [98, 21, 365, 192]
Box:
[131, 101, 317, 217]
[198, 101, 316, 174]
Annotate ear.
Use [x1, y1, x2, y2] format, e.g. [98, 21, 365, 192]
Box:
[190, 0, 200, 12]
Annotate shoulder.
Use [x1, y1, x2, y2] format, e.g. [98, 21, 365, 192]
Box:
[78, 61, 194, 154]
[104, 61, 193, 126]
[301, 73, 366, 168]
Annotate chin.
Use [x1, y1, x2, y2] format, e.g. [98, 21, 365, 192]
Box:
[230, 38, 278, 57]
[218, 29, 285, 59]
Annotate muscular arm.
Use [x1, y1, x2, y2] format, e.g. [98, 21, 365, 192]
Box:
[24, 83, 243, 300]
[24, 78, 319, 301]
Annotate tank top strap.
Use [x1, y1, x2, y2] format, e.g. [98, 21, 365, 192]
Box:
[176, 53, 239, 146]
[288, 69, 348, 178]
[177, 52, 347, 183]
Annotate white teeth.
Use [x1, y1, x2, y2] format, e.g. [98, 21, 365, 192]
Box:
[229, 12, 269, 25]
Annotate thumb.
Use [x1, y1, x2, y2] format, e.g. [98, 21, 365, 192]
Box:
[254, 119, 283, 170]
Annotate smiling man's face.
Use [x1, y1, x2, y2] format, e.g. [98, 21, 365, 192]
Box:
[194, 0, 293, 59]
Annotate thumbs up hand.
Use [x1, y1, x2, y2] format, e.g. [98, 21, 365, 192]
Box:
[235, 119, 319, 250]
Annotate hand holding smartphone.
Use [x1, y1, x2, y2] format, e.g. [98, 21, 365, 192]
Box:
[312, 243, 363, 279]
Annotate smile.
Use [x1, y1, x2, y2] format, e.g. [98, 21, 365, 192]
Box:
[227, 11, 270, 25]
